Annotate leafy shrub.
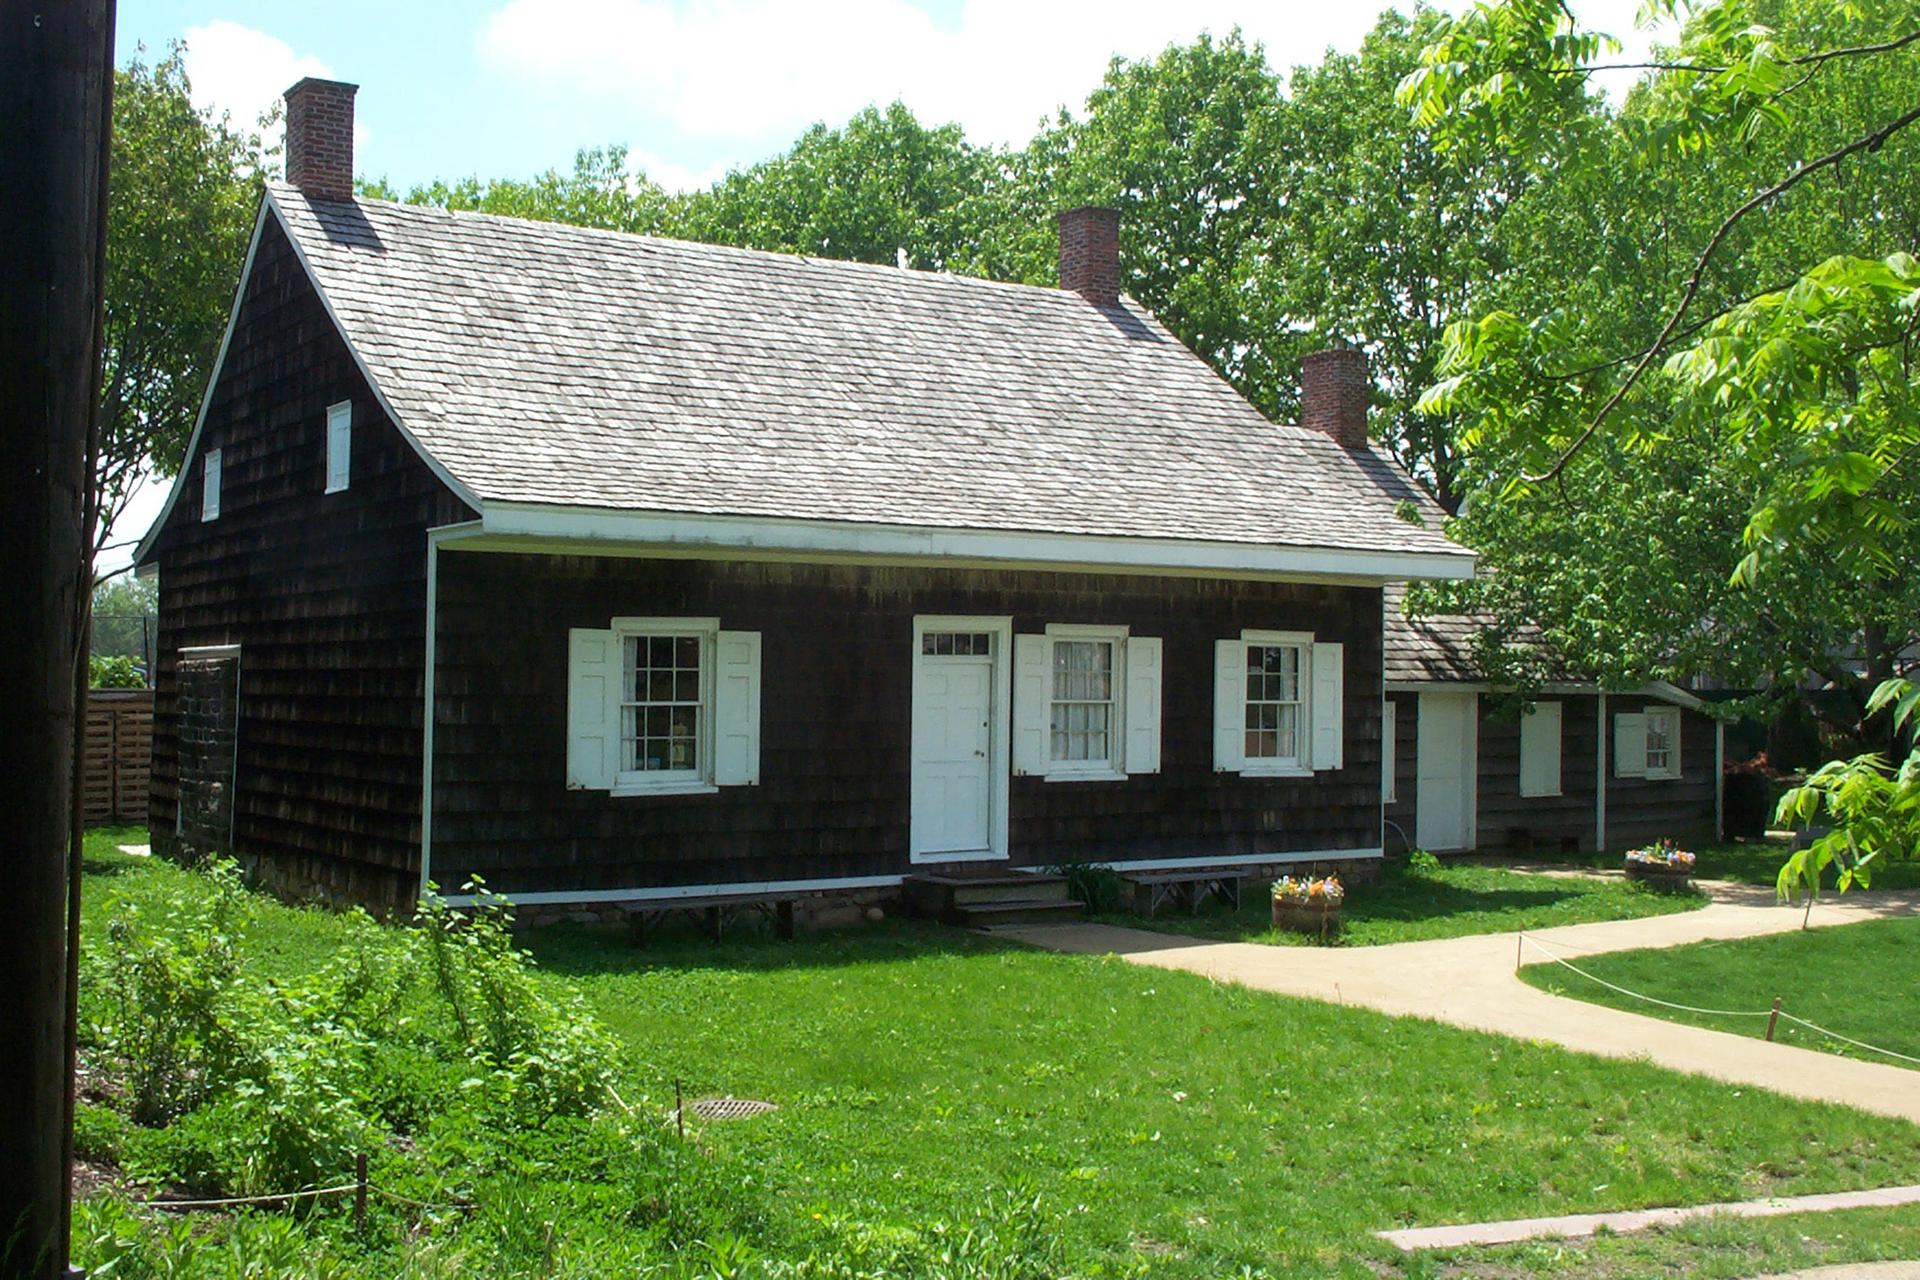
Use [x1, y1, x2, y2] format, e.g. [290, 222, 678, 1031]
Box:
[1049, 862, 1126, 913]
[1407, 849, 1443, 874]
[73, 1100, 134, 1164]
[90, 654, 147, 688]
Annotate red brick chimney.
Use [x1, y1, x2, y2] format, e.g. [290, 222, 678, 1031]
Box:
[1057, 206, 1120, 307]
[284, 77, 358, 202]
[1300, 345, 1369, 449]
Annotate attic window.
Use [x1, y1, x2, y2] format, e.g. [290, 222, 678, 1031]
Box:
[325, 401, 352, 493]
[201, 448, 222, 522]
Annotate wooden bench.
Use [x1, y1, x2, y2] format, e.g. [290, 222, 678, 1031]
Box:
[627, 893, 797, 945]
[1121, 869, 1242, 918]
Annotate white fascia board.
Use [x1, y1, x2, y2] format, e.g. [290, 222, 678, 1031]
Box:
[1384, 677, 1708, 712]
[475, 502, 1477, 582]
[132, 198, 270, 568]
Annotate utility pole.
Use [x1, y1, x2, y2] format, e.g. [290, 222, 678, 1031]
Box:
[0, 4, 116, 1278]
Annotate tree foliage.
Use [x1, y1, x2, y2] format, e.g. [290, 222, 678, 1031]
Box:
[106, 47, 264, 558]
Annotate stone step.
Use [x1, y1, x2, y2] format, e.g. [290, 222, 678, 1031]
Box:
[904, 871, 1070, 913]
[955, 897, 1086, 928]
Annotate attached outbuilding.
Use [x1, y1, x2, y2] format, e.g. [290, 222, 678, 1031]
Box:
[1382, 586, 1723, 855]
[136, 79, 1475, 913]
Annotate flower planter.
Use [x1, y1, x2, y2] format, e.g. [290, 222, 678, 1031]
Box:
[1624, 862, 1693, 891]
[1271, 898, 1342, 936]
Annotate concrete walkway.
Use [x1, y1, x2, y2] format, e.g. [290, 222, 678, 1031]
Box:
[998, 880, 1920, 1124]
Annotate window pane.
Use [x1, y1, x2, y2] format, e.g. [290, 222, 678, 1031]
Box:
[674, 670, 699, 701]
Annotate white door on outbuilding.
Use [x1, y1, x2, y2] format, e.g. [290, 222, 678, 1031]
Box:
[1415, 692, 1477, 852]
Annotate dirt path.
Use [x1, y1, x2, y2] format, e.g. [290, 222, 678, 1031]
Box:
[998, 881, 1920, 1124]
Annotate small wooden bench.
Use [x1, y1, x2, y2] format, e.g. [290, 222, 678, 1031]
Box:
[627, 893, 797, 945]
[1121, 869, 1242, 918]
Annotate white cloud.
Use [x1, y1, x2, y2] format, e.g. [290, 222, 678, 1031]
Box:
[477, 0, 1674, 162]
[181, 20, 341, 152]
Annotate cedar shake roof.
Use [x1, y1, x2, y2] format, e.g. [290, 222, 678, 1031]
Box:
[271, 184, 1466, 561]
[1384, 582, 1554, 683]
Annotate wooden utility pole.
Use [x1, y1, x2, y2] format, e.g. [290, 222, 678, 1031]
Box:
[0, 3, 116, 1278]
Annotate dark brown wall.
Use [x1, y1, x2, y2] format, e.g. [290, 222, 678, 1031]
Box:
[430, 552, 1386, 897]
[147, 213, 472, 905]
[1605, 700, 1720, 848]
[1386, 690, 1718, 854]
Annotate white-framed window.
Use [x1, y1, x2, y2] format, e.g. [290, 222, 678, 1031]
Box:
[201, 448, 222, 521]
[1012, 625, 1162, 779]
[1519, 700, 1563, 797]
[1644, 707, 1681, 780]
[1214, 630, 1344, 776]
[325, 400, 352, 493]
[566, 618, 761, 796]
[1614, 706, 1683, 781]
[1382, 699, 1397, 802]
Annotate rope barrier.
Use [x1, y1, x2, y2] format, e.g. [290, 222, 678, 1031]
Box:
[1518, 935, 1772, 1018]
[1518, 933, 1920, 1067]
[1777, 1012, 1920, 1067]
[142, 1180, 472, 1214]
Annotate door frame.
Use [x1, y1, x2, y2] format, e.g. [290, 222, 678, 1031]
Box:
[1415, 690, 1478, 852]
[909, 614, 1012, 864]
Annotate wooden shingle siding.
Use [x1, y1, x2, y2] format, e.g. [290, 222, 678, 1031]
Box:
[147, 215, 473, 906]
[1384, 691, 1419, 847]
[1477, 696, 1599, 853]
[1605, 701, 1719, 848]
[430, 552, 1384, 897]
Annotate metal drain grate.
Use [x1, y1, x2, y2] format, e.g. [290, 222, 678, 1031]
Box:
[690, 1096, 778, 1120]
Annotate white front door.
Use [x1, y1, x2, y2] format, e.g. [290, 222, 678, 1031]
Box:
[1416, 692, 1476, 852]
[911, 621, 1008, 861]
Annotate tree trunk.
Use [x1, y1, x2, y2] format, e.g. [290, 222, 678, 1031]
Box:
[0, 4, 115, 1277]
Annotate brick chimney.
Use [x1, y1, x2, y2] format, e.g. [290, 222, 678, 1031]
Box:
[1300, 345, 1369, 449]
[284, 77, 358, 202]
[1057, 206, 1120, 307]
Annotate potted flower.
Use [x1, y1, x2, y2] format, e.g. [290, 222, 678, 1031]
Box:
[1623, 839, 1696, 889]
[1271, 874, 1344, 937]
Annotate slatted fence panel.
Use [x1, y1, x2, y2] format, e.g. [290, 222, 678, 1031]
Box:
[82, 689, 153, 827]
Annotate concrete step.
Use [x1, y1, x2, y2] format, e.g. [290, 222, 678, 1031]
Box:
[904, 871, 1070, 912]
[955, 897, 1086, 928]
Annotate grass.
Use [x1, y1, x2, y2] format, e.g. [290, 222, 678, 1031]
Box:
[1088, 856, 1704, 947]
[1565, 839, 1920, 891]
[76, 828, 1920, 1277]
[1519, 914, 1920, 1066]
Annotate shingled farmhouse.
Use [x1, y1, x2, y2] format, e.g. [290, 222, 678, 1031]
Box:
[137, 78, 1474, 914]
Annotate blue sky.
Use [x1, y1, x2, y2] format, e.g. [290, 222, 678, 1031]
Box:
[116, 0, 1659, 195]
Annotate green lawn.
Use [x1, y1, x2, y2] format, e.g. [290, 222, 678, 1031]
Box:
[1565, 840, 1920, 891]
[75, 830, 1920, 1277]
[1091, 857, 1704, 947]
[1520, 915, 1920, 1066]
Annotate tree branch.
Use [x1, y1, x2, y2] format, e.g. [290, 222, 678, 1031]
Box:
[1525, 99, 1920, 484]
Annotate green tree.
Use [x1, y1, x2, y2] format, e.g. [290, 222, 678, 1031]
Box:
[105, 47, 263, 562]
[1402, 0, 1920, 888]
[372, 144, 670, 235]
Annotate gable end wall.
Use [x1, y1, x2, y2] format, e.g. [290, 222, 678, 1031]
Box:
[147, 214, 473, 907]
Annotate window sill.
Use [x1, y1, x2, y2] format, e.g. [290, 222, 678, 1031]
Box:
[1520, 789, 1564, 799]
[609, 780, 719, 798]
[1043, 768, 1128, 783]
[1240, 764, 1313, 779]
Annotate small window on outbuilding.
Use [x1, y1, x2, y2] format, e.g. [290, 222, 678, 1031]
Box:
[325, 401, 352, 493]
[201, 448, 222, 521]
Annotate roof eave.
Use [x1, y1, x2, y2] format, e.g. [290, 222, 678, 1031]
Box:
[463, 501, 1477, 583]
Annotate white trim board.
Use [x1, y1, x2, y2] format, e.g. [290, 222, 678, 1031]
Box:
[429, 849, 1387, 909]
[1385, 679, 1707, 712]
[420, 521, 486, 900]
[475, 502, 1476, 583]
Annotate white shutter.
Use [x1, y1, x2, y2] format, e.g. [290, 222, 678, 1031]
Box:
[1012, 634, 1049, 777]
[325, 401, 352, 492]
[1614, 712, 1647, 778]
[1311, 641, 1345, 771]
[1124, 636, 1163, 775]
[1520, 701, 1563, 797]
[1213, 639, 1245, 773]
[713, 630, 761, 786]
[1382, 700, 1397, 802]
[202, 448, 222, 521]
[566, 628, 618, 790]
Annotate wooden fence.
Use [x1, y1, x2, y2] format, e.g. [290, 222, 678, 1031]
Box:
[83, 688, 152, 827]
